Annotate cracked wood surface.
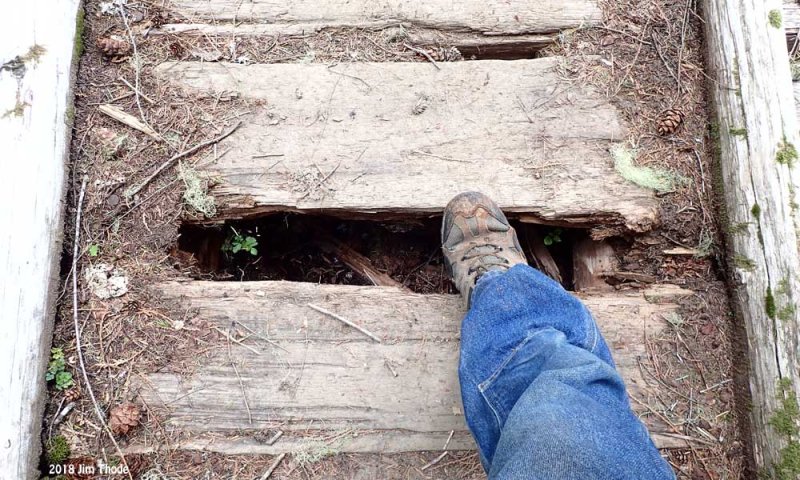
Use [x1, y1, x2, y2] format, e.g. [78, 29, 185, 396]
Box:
[155, 57, 660, 234]
[704, 0, 800, 472]
[161, 0, 601, 52]
[130, 281, 693, 454]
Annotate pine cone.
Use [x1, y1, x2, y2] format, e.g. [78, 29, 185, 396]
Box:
[63, 388, 81, 402]
[109, 403, 141, 435]
[430, 47, 463, 62]
[96, 36, 131, 60]
[656, 108, 685, 136]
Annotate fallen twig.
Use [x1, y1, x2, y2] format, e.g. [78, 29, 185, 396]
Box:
[421, 451, 449, 471]
[119, 77, 154, 105]
[403, 43, 440, 69]
[307, 303, 382, 343]
[226, 333, 253, 425]
[212, 326, 261, 355]
[260, 453, 286, 480]
[72, 177, 134, 480]
[266, 430, 284, 445]
[99, 104, 160, 140]
[443, 430, 455, 450]
[125, 122, 241, 200]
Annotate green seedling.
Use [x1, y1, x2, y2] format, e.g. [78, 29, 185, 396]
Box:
[543, 228, 563, 246]
[222, 228, 259, 256]
[46, 348, 74, 391]
[88, 244, 100, 257]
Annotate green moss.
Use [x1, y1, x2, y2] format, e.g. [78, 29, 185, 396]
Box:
[21, 45, 46, 64]
[771, 380, 800, 479]
[729, 222, 751, 234]
[779, 304, 796, 322]
[730, 127, 748, 138]
[777, 137, 798, 168]
[776, 441, 800, 480]
[2, 99, 28, 118]
[46, 436, 70, 464]
[73, 8, 85, 62]
[767, 287, 777, 319]
[734, 254, 756, 271]
[770, 9, 784, 29]
[752, 203, 762, 218]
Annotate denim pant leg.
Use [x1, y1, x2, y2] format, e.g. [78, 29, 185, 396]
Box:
[459, 264, 674, 479]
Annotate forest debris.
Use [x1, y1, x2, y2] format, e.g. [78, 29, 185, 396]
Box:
[316, 237, 407, 289]
[85, 263, 129, 299]
[109, 403, 142, 435]
[98, 104, 160, 140]
[96, 36, 131, 61]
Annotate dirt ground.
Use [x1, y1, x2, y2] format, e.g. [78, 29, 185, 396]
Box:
[43, 0, 749, 478]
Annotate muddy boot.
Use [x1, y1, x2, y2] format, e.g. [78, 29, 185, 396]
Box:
[441, 192, 528, 307]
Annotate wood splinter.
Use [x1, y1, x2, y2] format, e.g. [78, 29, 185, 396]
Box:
[307, 303, 382, 343]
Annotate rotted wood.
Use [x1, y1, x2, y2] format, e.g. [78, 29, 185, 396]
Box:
[154, 58, 660, 236]
[573, 238, 618, 291]
[130, 280, 696, 454]
[703, 0, 800, 473]
[157, 0, 602, 53]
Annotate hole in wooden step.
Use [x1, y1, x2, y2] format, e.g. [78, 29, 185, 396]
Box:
[172, 214, 583, 293]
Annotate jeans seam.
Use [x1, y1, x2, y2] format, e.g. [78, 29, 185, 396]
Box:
[478, 328, 550, 393]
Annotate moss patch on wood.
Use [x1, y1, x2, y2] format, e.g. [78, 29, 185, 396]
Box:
[729, 127, 748, 138]
[769, 9, 783, 29]
[767, 287, 777, 319]
[769, 380, 800, 479]
[777, 137, 798, 168]
[73, 8, 85, 62]
[734, 254, 756, 271]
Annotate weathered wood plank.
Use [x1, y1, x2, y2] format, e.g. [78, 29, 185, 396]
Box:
[0, 1, 81, 478]
[784, 0, 800, 49]
[155, 58, 659, 234]
[703, 0, 800, 473]
[162, 0, 600, 52]
[573, 238, 618, 292]
[131, 281, 692, 454]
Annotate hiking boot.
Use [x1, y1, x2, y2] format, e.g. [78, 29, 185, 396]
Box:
[441, 192, 527, 307]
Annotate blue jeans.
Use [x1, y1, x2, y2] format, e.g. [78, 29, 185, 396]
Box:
[460, 264, 675, 479]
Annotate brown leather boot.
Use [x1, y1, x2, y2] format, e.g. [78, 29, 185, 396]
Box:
[441, 192, 527, 307]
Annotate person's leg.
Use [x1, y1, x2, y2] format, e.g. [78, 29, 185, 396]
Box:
[441, 192, 674, 479]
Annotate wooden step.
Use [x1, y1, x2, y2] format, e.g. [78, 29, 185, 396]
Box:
[785, 0, 800, 49]
[157, 0, 601, 54]
[128, 280, 696, 455]
[156, 58, 659, 235]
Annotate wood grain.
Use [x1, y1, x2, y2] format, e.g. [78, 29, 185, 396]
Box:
[0, 0, 81, 478]
[155, 58, 660, 235]
[703, 0, 800, 472]
[131, 280, 693, 454]
[163, 0, 601, 50]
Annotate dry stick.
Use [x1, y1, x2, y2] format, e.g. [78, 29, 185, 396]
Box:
[266, 430, 284, 445]
[119, 77, 154, 104]
[71, 177, 134, 480]
[307, 304, 382, 343]
[260, 453, 286, 480]
[403, 43, 440, 69]
[650, 32, 680, 88]
[118, 4, 151, 130]
[226, 334, 253, 425]
[212, 326, 261, 355]
[125, 122, 241, 200]
[421, 451, 449, 471]
[443, 430, 455, 450]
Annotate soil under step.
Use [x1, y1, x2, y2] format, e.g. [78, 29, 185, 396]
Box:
[156, 57, 659, 235]
[127, 280, 698, 456]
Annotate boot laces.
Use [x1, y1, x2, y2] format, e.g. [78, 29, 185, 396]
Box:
[462, 244, 511, 278]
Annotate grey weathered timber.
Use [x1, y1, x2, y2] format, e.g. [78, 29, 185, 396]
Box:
[155, 58, 660, 235]
[0, 1, 81, 478]
[703, 0, 800, 473]
[785, 0, 800, 49]
[161, 0, 601, 52]
[130, 281, 693, 454]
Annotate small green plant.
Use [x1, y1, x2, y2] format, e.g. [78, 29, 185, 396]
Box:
[46, 435, 70, 464]
[777, 137, 798, 168]
[543, 228, 563, 246]
[46, 348, 74, 391]
[222, 228, 259, 256]
[87, 244, 100, 257]
[769, 9, 783, 29]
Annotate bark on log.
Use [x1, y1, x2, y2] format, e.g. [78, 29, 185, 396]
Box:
[0, 1, 81, 478]
[703, 0, 800, 474]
